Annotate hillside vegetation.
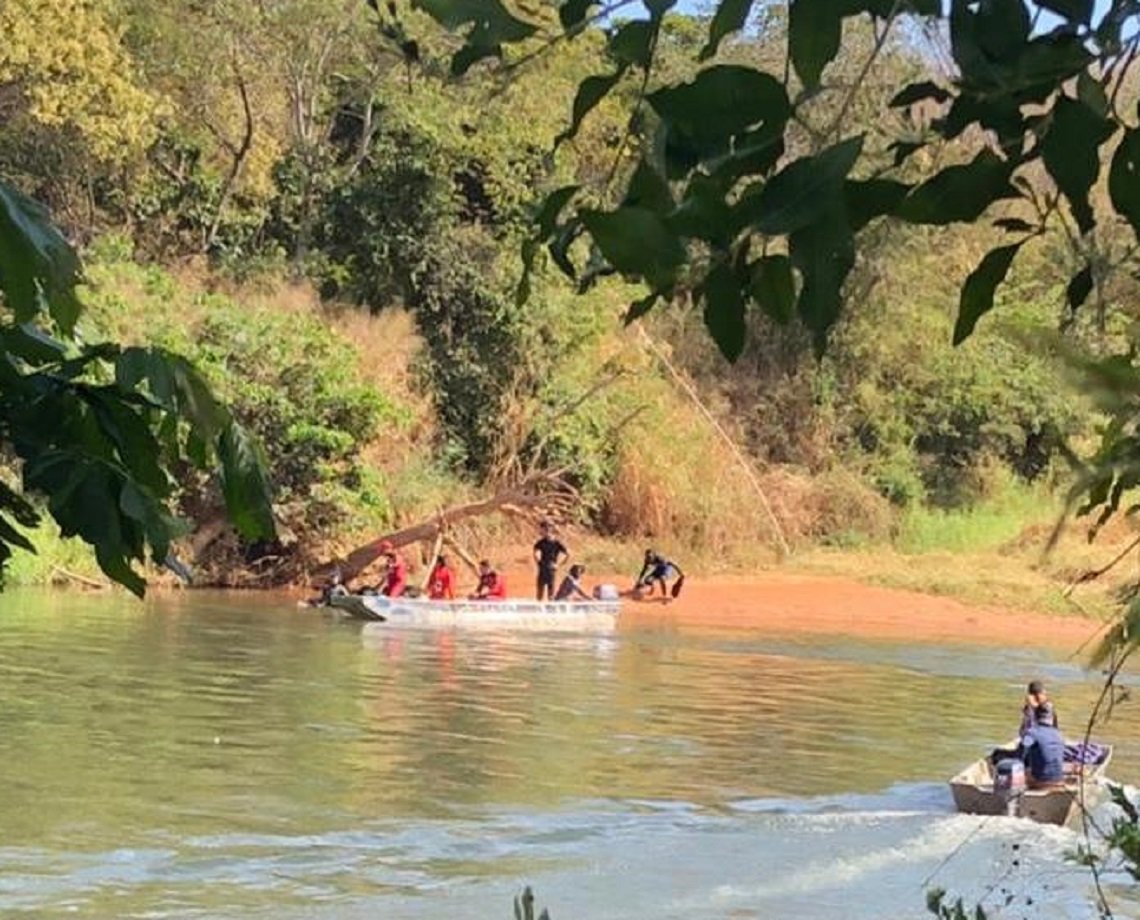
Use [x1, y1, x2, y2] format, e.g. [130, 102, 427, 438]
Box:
[1, 0, 1133, 607]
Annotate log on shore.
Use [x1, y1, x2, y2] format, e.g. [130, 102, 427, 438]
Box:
[313, 477, 575, 584]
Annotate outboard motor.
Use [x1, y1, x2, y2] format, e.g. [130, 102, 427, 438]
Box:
[994, 759, 1026, 816]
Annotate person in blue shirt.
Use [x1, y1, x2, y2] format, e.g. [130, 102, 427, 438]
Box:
[1020, 703, 1065, 786]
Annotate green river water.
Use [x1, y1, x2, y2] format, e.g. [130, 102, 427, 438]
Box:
[0, 589, 1137, 918]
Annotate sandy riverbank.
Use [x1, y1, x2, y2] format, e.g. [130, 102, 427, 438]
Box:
[488, 569, 1110, 650]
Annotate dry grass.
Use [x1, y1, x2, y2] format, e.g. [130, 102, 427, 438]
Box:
[791, 515, 1140, 619]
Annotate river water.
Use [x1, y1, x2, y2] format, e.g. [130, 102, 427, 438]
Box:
[0, 590, 1137, 919]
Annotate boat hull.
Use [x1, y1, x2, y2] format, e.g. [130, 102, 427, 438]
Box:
[949, 746, 1113, 825]
[329, 593, 620, 630]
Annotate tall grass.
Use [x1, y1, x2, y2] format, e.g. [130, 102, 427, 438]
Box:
[894, 481, 1059, 554]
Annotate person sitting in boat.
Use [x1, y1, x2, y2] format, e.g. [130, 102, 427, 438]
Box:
[378, 541, 407, 598]
[310, 567, 348, 606]
[470, 560, 506, 600]
[634, 549, 684, 599]
[427, 555, 455, 600]
[1020, 703, 1065, 786]
[1020, 679, 1059, 734]
[555, 564, 590, 602]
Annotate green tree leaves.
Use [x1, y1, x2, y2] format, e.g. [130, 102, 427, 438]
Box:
[1110, 128, 1140, 240]
[581, 207, 686, 290]
[954, 242, 1022, 345]
[412, 0, 536, 74]
[1042, 95, 1117, 235]
[0, 184, 82, 333]
[0, 179, 275, 594]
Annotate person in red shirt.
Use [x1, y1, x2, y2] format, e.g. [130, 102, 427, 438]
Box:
[470, 560, 506, 600]
[427, 555, 456, 600]
[378, 541, 407, 598]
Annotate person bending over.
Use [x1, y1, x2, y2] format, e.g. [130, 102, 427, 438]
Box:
[634, 549, 684, 599]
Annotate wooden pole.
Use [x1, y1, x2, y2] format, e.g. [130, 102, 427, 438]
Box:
[420, 528, 445, 592]
[634, 322, 792, 560]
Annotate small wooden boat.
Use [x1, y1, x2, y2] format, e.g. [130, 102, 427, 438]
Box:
[949, 743, 1113, 825]
[329, 593, 621, 631]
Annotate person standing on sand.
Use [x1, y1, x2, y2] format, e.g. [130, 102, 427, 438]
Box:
[533, 520, 569, 601]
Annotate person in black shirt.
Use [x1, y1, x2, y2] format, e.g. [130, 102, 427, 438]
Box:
[533, 520, 569, 601]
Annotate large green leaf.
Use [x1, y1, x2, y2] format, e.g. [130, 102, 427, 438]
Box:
[648, 66, 790, 164]
[609, 19, 657, 68]
[413, 0, 537, 74]
[0, 182, 82, 333]
[559, 0, 593, 30]
[217, 423, 276, 541]
[1041, 95, 1117, 235]
[700, 0, 755, 60]
[749, 255, 795, 325]
[790, 205, 855, 355]
[581, 206, 686, 289]
[896, 150, 1017, 225]
[1110, 128, 1140, 240]
[557, 71, 624, 145]
[622, 160, 675, 214]
[700, 262, 747, 362]
[750, 135, 863, 235]
[954, 242, 1023, 344]
[844, 178, 911, 232]
[1067, 264, 1094, 313]
[789, 0, 843, 90]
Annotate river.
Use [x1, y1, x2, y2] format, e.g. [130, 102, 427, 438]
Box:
[0, 589, 1136, 918]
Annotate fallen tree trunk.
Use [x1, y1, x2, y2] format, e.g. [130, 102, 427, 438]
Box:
[313, 476, 575, 584]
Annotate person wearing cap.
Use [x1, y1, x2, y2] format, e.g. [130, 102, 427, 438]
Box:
[377, 541, 407, 598]
[555, 564, 590, 602]
[1020, 680, 1059, 735]
[1019, 702, 1065, 786]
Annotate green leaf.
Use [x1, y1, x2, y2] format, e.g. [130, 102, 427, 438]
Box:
[1077, 70, 1109, 117]
[533, 185, 579, 239]
[557, 72, 624, 145]
[889, 140, 926, 168]
[0, 322, 68, 366]
[790, 205, 855, 355]
[700, 0, 755, 60]
[217, 423, 276, 541]
[1041, 95, 1116, 235]
[0, 512, 35, 554]
[413, 0, 537, 75]
[897, 150, 1017, 225]
[789, 0, 842, 90]
[609, 20, 656, 68]
[648, 66, 790, 163]
[993, 217, 1037, 232]
[700, 262, 747, 361]
[1110, 128, 1140, 240]
[750, 135, 863, 235]
[1067, 264, 1093, 312]
[749, 255, 795, 324]
[559, 0, 593, 30]
[954, 242, 1022, 344]
[623, 160, 674, 214]
[669, 175, 733, 245]
[844, 177, 910, 232]
[0, 182, 83, 333]
[581, 206, 686, 289]
[623, 292, 659, 324]
[1037, 0, 1093, 24]
[889, 81, 952, 107]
